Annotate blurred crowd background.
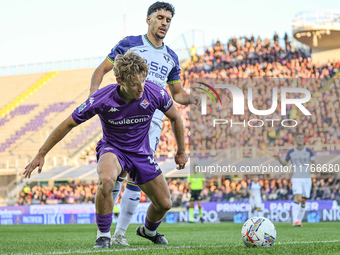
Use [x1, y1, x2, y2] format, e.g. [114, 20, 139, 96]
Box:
[17, 176, 340, 206]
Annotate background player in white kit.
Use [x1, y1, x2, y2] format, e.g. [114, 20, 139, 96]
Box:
[274, 133, 316, 226]
[90, 2, 200, 245]
[248, 175, 263, 218]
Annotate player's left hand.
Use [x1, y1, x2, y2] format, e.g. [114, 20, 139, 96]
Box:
[190, 95, 201, 107]
[175, 151, 188, 170]
[23, 153, 45, 178]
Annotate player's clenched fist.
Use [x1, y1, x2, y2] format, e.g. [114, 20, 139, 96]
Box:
[175, 151, 188, 170]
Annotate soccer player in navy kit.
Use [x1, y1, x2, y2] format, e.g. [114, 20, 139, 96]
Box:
[23, 51, 188, 248]
[274, 133, 316, 226]
[90, 2, 200, 246]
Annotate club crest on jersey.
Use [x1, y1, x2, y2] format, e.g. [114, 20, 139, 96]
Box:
[163, 54, 171, 63]
[140, 99, 150, 109]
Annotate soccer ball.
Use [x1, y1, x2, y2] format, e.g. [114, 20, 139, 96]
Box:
[241, 217, 276, 248]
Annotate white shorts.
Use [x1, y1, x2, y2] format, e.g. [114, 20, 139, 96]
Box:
[149, 121, 162, 155]
[292, 178, 312, 198]
[249, 197, 262, 209]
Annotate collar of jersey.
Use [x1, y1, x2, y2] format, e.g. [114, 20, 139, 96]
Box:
[144, 34, 164, 49]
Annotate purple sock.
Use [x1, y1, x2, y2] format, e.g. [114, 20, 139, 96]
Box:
[96, 212, 112, 233]
[145, 217, 161, 231]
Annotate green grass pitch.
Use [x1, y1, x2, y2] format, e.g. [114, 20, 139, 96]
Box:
[0, 222, 339, 254]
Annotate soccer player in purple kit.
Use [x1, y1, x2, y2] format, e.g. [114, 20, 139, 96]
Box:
[23, 51, 188, 248]
[90, 1, 200, 246]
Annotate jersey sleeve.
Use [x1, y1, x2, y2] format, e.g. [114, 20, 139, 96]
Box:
[308, 148, 316, 161]
[72, 88, 108, 124]
[107, 37, 131, 65]
[285, 150, 292, 162]
[157, 87, 173, 113]
[166, 47, 181, 85]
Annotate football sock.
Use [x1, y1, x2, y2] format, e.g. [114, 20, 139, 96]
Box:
[96, 212, 112, 238]
[199, 208, 203, 218]
[298, 204, 306, 222]
[189, 208, 194, 222]
[97, 230, 111, 239]
[144, 217, 161, 237]
[292, 201, 300, 223]
[257, 210, 263, 217]
[112, 177, 125, 204]
[114, 181, 141, 235]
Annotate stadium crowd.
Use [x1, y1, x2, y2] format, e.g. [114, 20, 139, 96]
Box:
[16, 177, 340, 206]
[155, 34, 340, 157]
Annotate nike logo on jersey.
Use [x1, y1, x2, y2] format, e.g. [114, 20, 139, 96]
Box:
[109, 107, 119, 112]
[139, 50, 148, 53]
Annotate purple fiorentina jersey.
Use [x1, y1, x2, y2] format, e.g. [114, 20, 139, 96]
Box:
[71, 81, 173, 155]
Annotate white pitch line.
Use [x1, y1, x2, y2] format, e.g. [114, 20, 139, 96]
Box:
[10, 240, 340, 255]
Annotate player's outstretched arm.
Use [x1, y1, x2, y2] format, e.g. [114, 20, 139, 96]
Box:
[90, 58, 114, 96]
[164, 104, 188, 170]
[168, 81, 201, 107]
[23, 116, 78, 178]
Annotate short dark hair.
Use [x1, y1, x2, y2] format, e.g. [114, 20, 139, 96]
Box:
[147, 1, 175, 17]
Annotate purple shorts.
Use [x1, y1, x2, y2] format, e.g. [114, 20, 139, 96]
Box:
[96, 141, 162, 185]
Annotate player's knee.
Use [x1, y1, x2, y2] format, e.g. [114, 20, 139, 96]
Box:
[98, 175, 116, 194]
[159, 198, 172, 212]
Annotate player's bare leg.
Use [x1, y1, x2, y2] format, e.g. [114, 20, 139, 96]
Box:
[94, 153, 122, 248]
[292, 194, 302, 226]
[136, 173, 171, 244]
[112, 174, 140, 246]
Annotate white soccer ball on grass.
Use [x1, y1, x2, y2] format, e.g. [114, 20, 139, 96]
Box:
[241, 217, 276, 248]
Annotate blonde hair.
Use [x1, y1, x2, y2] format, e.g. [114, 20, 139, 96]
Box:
[113, 50, 149, 82]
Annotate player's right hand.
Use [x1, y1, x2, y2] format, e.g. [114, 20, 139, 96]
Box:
[23, 153, 45, 179]
[175, 152, 188, 170]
